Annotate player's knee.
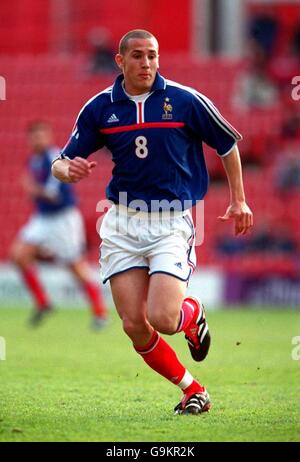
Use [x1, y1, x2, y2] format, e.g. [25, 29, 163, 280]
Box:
[10, 243, 32, 268]
[122, 317, 148, 340]
[148, 312, 178, 335]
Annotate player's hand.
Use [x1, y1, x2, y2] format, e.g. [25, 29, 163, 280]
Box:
[218, 202, 253, 236]
[68, 157, 97, 183]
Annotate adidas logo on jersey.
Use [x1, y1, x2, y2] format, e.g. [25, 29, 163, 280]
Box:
[107, 114, 119, 123]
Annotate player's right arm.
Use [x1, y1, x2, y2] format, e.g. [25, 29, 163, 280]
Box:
[52, 100, 104, 183]
[52, 157, 97, 183]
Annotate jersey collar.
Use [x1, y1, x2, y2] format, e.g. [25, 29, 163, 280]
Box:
[111, 72, 166, 102]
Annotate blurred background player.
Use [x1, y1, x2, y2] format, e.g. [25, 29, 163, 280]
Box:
[10, 121, 108, 329]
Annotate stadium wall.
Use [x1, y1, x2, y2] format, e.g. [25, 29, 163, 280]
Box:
[0, 264, 223, 309]
[2, 264, 300, 309]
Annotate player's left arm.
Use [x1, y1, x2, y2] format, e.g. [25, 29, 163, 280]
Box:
[188, 93, 253, 236]
[218, 145, 253, 236]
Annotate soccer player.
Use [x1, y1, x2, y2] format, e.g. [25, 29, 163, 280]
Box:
[52, 30, 253, 415]
[10, 121, 108, 329]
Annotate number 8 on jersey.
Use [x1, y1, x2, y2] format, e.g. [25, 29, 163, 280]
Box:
[135, 136, 148, 158]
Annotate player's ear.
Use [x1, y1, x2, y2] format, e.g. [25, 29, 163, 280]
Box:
[115, 54, 124, 71]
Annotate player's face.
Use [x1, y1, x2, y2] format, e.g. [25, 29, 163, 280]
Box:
[115, 38, 159, 95]
[28, 127, 52, 153]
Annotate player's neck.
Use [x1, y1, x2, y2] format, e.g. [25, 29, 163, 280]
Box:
[122, 80, 150, 97]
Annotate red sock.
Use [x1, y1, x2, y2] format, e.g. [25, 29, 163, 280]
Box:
[176, 298, 195, 332]
[83, 281, 107, 318]
[21, 267, 49, 310]
[183, 379, 205, 395]
[134, 331, 203, 391]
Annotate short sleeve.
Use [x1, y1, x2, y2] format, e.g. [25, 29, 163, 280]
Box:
[189, 92, 242, 156]
[60, 104, 104, 160]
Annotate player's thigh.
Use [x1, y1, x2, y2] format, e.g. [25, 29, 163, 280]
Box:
[110, 268, 150, 326]
[147, 273, 186, 333]
[10, 239, 40, 265]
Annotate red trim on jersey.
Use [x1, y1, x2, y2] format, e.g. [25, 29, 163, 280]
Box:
[138, 102, 143, 124]
[100, 122, 185, 134]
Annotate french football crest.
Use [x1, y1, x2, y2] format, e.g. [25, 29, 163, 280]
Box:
[162, 97, 173, 120]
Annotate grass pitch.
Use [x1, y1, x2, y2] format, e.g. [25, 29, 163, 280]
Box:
[0, 306, 299, 442]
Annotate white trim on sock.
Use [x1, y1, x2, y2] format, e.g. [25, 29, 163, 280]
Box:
[177, 370, 194, 390]
[176, 308, 185, 332]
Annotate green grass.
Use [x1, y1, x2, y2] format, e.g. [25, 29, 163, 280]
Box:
[0, 306, 299, 442]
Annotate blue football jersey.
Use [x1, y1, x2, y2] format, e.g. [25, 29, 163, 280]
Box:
[60, 72, 242, 211]
[29, 147, 76, 214]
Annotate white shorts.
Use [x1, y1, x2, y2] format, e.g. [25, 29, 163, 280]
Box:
[20, 207, 86, 263]
[99, 205, 196, 283]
